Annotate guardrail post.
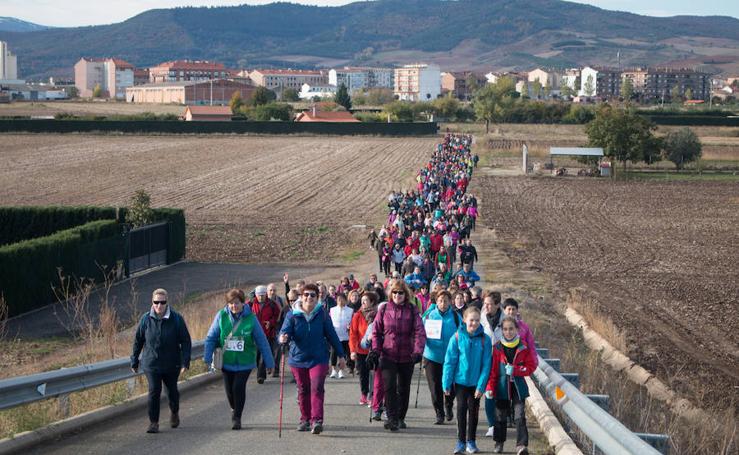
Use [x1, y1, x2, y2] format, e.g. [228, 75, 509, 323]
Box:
[543, 358, 560, 372]
[58, 393, 71, 418]
[636, 433, 670, 454]
[561, 372, 580, 389]
[586, 394, 610, 412]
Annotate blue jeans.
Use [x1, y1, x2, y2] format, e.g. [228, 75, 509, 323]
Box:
[485, 396, 496, 427]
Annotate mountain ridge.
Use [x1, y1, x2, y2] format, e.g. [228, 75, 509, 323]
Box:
[0, 17, 50, 33]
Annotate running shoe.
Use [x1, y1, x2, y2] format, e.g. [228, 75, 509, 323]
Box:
[453, 441, 465, 454]
[465, 441, 479, 454]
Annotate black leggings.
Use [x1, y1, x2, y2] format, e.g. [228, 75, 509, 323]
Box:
[383, 259, 391, 276]
[222, 369, 251, 420]
[494, 394, 528, 446]
[356, 353, 370, 395]
[424, 358, 455, 417]
[455, 385, 481, 443]
[145, 369, 180, 423]
[330, 340, 354, 369]
[380, 358, 415, 423]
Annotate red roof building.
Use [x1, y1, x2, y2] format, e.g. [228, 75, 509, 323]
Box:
[149, 60, 228, 83]
[183, 105, 233, 122]
[295, 108, 359, 123]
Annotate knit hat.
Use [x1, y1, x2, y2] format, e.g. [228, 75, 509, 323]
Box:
[255, 285, 268, 296]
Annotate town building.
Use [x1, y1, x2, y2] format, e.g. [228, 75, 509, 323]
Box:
[580, 66, 621, 98]
[562, 68, 581, 93]
[183, 105, 233, 121]
[125, 79, 255, 105]
[328, 67, 394, 92]
[394, 64, 441, 102]
[1, 83, 68, 101]
[248, 69, 328, 95]
[295, 107, 359, 122]
[299, 83, 337, 100]
[441, 71, 487, 100]
[622, 67, 711, 101]
[134, 69, 150, 86]
[74, 57, 134, 99]
[0, 41, 19, 82]
[148, 60, 228, 83]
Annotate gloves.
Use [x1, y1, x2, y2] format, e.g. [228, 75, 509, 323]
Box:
[485, 390, 493, 399]
[366, 350, 380, 371]
[505, 364, 514, 376]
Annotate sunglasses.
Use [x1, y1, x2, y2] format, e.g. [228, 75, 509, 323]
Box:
[391, 290, 405, 295]
[153, 300, 167, 305]
[303, 292, 317, 298]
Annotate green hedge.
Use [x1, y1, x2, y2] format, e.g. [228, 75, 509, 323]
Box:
[0, 219, 123, 316]
[0, 206, 119, 246]
[643, 115, 739, 126]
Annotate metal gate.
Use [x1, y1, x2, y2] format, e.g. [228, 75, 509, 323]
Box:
[126, 222, 169, 275]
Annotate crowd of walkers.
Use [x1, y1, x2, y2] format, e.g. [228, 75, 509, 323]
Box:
[130, 134, 538, 455]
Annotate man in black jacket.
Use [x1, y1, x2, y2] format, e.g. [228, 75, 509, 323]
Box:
[131, 288, 192, 434]
[458, 238, 478, 268]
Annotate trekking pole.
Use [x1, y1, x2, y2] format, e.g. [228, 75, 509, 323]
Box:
[278, 343, 288, 438]
[368, 368, 374, 423]
[414, 359, 422, 408]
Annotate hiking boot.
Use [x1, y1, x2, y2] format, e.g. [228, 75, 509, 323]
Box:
[231, 419, 241, 430]
[435, 413, 445, 425]
[466, 441, 480, 454]
[146, 422, 159, 434]
[516, 446, 529, 455]
[445, 406, 454, 421]
[297, 420, 310, 431]
[383, 420, 399, 432]
[311, 420, 323, 435]
[398, 419, 407, 429]
[453, 441, 466, 454]
[170, 412, 179, 428]
[493, 442, 504, 454]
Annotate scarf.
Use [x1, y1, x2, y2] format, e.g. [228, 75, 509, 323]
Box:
[501, 335, 520, 349]
[360, 304, 378, 323]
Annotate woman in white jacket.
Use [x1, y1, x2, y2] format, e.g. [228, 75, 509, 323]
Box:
[329, 293, 354, 378]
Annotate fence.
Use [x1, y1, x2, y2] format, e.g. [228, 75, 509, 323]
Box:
[0, 120, 439, 136]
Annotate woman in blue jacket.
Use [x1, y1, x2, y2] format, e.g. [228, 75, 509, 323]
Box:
[204, 289, 274, 430]
[422, 290, 460, 424]
[279, 283, 345, 435]
[443, 306, 492, 455]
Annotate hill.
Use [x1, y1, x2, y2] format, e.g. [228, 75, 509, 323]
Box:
[1, 0, 738, 79]
[0, 17, 49, 32]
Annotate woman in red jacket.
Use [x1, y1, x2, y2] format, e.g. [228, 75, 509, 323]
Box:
[349, 291, 379, 405]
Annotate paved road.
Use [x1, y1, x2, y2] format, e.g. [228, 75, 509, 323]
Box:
[26, 368, 548, 455]
[5, 262, 331, 340]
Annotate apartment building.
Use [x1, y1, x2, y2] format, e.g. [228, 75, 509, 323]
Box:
[528, 68, 561, 89]
[74, 57, 134, 99]
[0, 41, 19, 81]
[394, 64, 441, 102]
[148, 60, 227, 83]
[622, 67, 710, 101]
[249, 69, 328, 94]
[580, 66, 621, 98]
[328, 67, 394, 92]
[441, 71, 487, 100]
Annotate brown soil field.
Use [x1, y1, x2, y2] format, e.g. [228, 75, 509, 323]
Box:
[475, 176, 739, 406]
[0, 101, 184, 117]
[0, 134, 435, 262]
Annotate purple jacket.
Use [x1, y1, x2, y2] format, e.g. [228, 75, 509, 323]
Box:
[372, 301, 426, 363]
[517, 319, 539, 370]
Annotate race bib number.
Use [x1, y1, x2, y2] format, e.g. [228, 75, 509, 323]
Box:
[424, 319, 442, 340]
[225, 337, 244, 352]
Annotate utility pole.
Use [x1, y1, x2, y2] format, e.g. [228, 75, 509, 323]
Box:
[210, 78, 213, 106]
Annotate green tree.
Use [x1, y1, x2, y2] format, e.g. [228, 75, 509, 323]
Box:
[432, 95, 461, 120]
[252, 102, 292, 121]
[620, 77, 634, 101]
[662, 127, 702, 171]
[585, 105, 661, 172]
[383, 101, 415, 122]
[250, 86, 277, 106]
[334, 83, 352, 110]
[560, 82, 575, 99]
[531, 79, 543, 99]
[583, 75, 595, 97]
[125, 190, 154, 228]
[473, 76, 519, 133]
[684, 88, 693, 101]
[670, 85, 682, 103]
[366, 88, 394, 105]
[519, 81, 529, 99]
[92, 83, 103, 98]
[281, 88, 300, 102]
[465, 73, 481, 98]
[229, 91, 243, 113]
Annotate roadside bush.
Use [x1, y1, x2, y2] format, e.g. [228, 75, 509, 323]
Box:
[0, 206, 118, 246]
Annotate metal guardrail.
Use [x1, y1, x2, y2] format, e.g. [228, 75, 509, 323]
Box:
[533, 355, 662, 455]
[0, 341, 204, 410]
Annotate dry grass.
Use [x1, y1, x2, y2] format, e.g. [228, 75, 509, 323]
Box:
[566, 288, 627, 353]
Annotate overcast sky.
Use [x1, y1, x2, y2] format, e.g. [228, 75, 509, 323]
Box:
[4, 0, 738, 28]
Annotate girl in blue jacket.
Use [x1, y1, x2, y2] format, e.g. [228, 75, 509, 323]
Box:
[443, 306, 492, 455]
[422, 290, 460, 424]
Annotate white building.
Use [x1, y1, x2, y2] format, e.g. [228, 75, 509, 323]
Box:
[394, 63, 441, 101]
[74, 58, 135, 99]
[299, 83, 337, 100]
[0, 41, 19, 82]
[579, 66, 621, 98]
[329, 67, 394, 92]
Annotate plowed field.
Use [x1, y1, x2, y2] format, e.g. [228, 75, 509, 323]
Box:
[0, 134, 435, 262]
[475, 176, 739, 403]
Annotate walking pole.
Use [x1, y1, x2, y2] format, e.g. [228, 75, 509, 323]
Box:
[414, 359, 423, 408]
[278, 343, 288, 438]
[368, 368, 374, 423]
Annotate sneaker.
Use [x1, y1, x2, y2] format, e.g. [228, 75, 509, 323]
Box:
[493, 442, 504, 454]
[372, 410, 383, 421]
[257, 377, 265, 384]
[311, 420, 323, 435]
[383, 420, 399, 432]
[297, 421, 310, 432]
[516, 446, 529, 455]
[485, 426, 494, 437]
[453, 441, 466, 454]
[359, 394, 369, 405]
[435, 414, 445, 425]
[146, 422, 159, 434]
[398, 419, 407, 429]
[445, 407, 454, 421]
[466, 441, 480, 454]
[338, 370, 346, 379]
[231, 419, 241, 430]
[170, 412, 179, 428]
[329, 369, 338, 379]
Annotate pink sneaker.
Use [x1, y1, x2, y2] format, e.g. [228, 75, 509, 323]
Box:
[359, 394, 369, 405]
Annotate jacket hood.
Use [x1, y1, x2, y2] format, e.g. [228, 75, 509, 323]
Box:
[292, 299, 324, 321]
[223, 304, 253, 318]
[459, 322, 485, 338]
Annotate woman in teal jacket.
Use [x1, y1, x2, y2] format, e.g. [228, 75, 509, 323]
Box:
[443, 307, 492, 455]
[422, 290, 460, 424]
